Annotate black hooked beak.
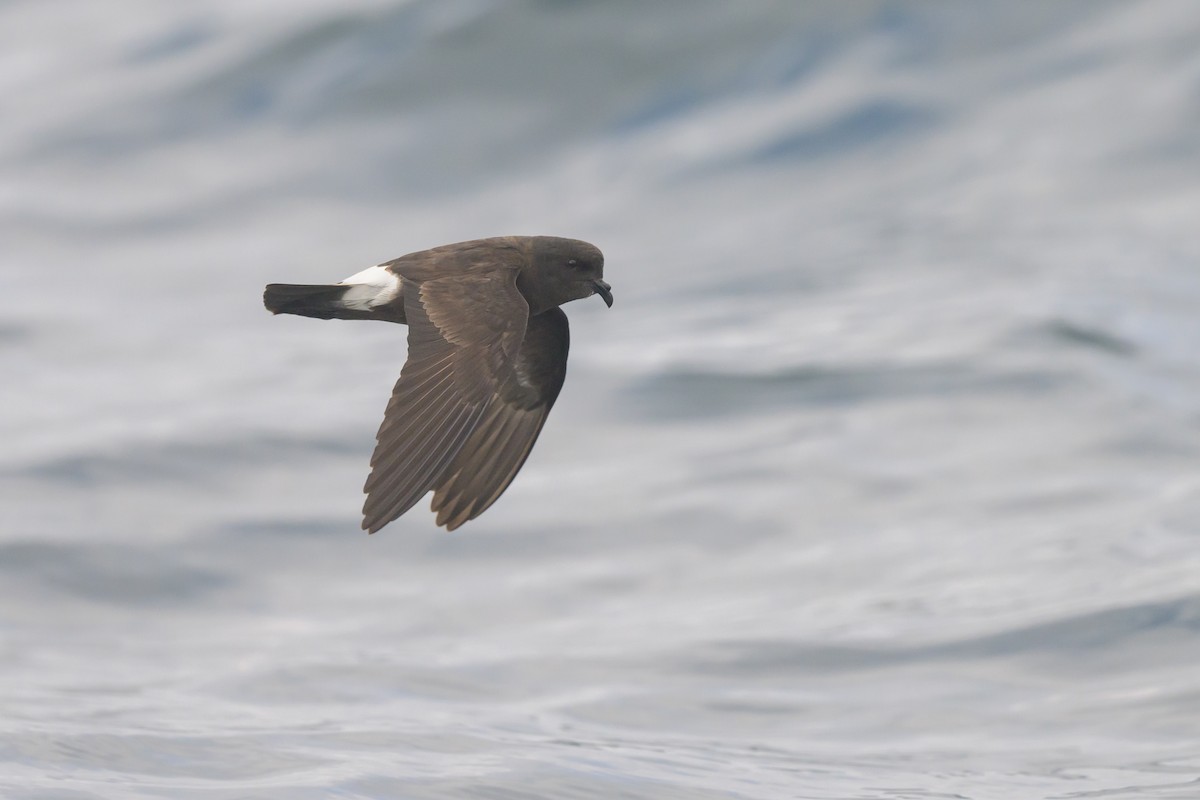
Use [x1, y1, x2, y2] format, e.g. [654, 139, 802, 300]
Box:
[592, 279, 613, 307]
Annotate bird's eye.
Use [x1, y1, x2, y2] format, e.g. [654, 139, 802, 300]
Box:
[568, 259, 578, 266]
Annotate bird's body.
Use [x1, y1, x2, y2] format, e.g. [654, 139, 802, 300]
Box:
[264, 236, 611, 532]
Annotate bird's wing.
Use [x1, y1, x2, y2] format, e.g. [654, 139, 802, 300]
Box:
[361, 269, 528, 533]
[430, 307, 570, 530]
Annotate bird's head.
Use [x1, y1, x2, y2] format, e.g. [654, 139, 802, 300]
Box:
[524, 236, 612, 314]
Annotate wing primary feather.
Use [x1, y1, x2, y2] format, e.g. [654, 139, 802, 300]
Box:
[436, 411, 524, 515]
[363, 402, 486, 529]
[431, 409, 518, 526]
[367, 410, 483, 529]
[437, 413, 544, 530]
[376, 406, 474, 501]
[377, 352, 456, 410]
[365, 390, 472, 508]
[365, 399, 475, 512]
[363, 370, 460, 490]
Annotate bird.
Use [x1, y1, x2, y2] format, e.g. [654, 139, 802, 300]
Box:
[263, 235, 612, 533]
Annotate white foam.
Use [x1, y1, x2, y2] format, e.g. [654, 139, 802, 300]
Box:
[337, 264, 401, 310]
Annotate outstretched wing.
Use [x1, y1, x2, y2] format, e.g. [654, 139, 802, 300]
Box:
[361, 270, 527, 533]
[429, 307, 569, 531]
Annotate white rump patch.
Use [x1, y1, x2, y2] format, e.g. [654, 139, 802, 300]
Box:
[338, 265, 401, 310]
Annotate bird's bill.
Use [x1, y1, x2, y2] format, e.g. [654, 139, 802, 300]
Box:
[592, 279, 613, 307]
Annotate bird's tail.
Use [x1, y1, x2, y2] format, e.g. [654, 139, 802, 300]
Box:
[263, 283, 379, 321]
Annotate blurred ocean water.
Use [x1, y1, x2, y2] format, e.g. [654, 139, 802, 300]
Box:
[4, 1, 1200, 797]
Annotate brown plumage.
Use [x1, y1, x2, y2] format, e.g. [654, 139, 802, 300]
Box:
[263, 235, 611, 532]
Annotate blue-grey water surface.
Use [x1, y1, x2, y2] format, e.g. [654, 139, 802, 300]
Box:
[4, 1, 1200, 797]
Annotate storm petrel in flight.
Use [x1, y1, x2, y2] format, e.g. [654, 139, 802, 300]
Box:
[264, 236, 612, 532]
